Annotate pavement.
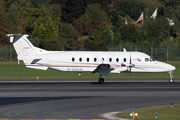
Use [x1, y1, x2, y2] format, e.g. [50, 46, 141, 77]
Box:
[0, 78, 180, 119]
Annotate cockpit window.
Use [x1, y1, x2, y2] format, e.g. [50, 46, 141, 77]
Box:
[145, 57, 155, 62]
[150, 57, 155, 61]
[145, 58, 148, 62]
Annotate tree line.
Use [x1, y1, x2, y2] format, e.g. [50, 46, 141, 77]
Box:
[0, 0, 180, 51]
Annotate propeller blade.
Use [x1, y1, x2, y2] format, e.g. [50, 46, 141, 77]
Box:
[130, 54, 132, 77]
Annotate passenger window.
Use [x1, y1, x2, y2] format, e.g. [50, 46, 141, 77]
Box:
[72, 57, 75, 62]
[109, 58, 112, 62]
[116, 58, 119, 62]
[94, 58, 97, 62]
[79, 57, 82, 62]
[102, 58, 104, 61]
[145, 58, 148, 62]
[87, 58, 90, 62]
[123, 58, 126, 62]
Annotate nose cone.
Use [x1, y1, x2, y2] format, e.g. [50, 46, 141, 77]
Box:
[155, 61, 176, 72]
[169, 64, 176, 71]
[164, 63, 176, 71]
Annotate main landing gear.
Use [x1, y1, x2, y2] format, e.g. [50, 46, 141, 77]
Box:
[169, 71, 174, 83]
[99, 74, 104, 84]
[99, 78, 104, 84]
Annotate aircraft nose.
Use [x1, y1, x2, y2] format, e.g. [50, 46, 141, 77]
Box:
[165, 63, 176, 71]
[169, 64, 176, 71]
[156, 61, 176, 71]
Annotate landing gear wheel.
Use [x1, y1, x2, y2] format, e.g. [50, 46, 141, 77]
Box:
[169, 71, 174, 83]
[169, 78, 174, 83]
[99, 78, 104, 84]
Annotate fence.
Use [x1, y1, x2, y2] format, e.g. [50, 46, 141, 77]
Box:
[0, 45, 17, 61]
[110, 45, 180, 62]
[0, 45, 180, 62]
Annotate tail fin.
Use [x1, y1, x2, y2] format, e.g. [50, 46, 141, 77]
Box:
[7, 34, 48, 70]
[7, 34, 37, 58]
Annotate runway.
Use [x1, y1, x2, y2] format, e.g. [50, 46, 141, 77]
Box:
[0, 78, 180, 119]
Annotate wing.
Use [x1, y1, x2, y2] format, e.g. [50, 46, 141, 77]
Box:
[93, 64, 114, 75]
[92, 63, 128, 75]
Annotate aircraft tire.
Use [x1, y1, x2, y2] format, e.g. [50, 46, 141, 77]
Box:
[99, 78, 104, 84]
[169, 78, 174, 83]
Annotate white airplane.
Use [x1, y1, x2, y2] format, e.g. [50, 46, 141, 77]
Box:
[7, 34, 176, 83]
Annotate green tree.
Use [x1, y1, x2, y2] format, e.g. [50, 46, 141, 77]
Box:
[118, 24, 141, 43]
[9, 4, 18, 12]
[84, 39, 108, 51]
[51, 4, 61, 37]
[102, 26, 114, 45]
[140, 17, 170, 45]
[114, 31, 121, 45]
[20, 6, 56, 38]
[112, 0, 159, 20]
[73, 3, 111, 51]
[0, 0, 8, 44]
[5, 11, 27, 34]
[174, 9, 180, 32]
[51, 0, 88, 23]
[72, 18, 93, 36]
[81, 3, 108, 23]
[50, 0, 112, 23]
[32, 17, 56, 39]
[164, 0, 180, 19]
[51, 4, 61, 24]
[29, 0, 51, 8]
[13, 0, 51, 8]
[3, 0, 14, 11]
[163, 0, 180, 37]
[37, 22, 79, 51]
[4, 3, 27, 35]
[56, 22, 79, 51]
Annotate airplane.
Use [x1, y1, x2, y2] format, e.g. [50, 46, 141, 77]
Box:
[7, 34, 176, 84]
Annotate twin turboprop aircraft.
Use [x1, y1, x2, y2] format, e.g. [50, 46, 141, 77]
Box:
[7, 34, 176, 83]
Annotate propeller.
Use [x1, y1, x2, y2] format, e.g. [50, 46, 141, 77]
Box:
[130, 55, 132, 77]
[129, 54, 135, 77]
[121, 54, 135, 77]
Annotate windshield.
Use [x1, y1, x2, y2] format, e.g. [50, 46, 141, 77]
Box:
[145, 57, 155, 62]
[150, 57, 155, 61]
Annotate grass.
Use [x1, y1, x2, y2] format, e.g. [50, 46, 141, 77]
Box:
[0, 62, 180, 79]
[117, 105, 180, 120]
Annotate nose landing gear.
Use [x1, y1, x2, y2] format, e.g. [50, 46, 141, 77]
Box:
[169, 71, 174, 83]
[169, 78, 174, 83]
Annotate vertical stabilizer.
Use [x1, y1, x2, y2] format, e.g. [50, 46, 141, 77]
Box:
[7, 34, 37, 60]
[7, 34, 48, 70]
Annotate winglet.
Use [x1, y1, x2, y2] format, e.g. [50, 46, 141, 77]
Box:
[123, 48, 127, 52]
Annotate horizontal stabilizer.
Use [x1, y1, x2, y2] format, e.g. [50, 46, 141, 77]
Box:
[26, 64, 48, 70]
[7, 34, 29, 43]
